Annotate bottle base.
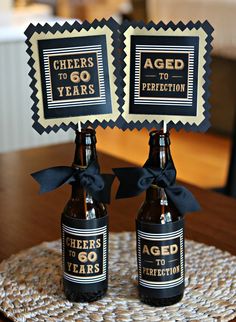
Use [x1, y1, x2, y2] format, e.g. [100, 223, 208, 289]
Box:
[64, 288, 107, 303]
[140, 292, 184, 307]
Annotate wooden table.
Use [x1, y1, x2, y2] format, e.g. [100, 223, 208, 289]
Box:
[0, 143, 236, 322]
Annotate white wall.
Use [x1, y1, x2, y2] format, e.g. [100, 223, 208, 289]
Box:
[0, 13, 75, 152]
[0, 38, 74, 152]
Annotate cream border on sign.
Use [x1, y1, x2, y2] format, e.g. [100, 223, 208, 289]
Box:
[28, 25, 119, 128]
[122, 26, 207, 126]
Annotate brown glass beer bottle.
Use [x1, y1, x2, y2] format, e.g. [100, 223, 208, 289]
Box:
[61, 129, 108, 302]
[136, 130, 184, 306]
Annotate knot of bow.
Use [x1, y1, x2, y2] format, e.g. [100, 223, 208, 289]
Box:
[31, 161, 115, 204]
[113, 160, 200, 215]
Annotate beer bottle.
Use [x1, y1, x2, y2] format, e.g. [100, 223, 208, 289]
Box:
[61, 129, 108, 302]
[136, 130, 184, 306]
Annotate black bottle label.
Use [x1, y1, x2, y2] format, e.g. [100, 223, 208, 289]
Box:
[136, 218, 184, 298]
[62, 215, 108, 292]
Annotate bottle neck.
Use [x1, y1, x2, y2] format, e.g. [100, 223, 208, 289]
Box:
[147, 145, 170, 169]
[146, 132, 171, 169]
[71, 129, 97, 199]
[146, 131, 172, 201]
[73, 139, 97, 167]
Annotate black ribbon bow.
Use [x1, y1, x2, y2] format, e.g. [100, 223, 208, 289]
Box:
[31, 161, 115, 204]
[113, 160, 200, 215]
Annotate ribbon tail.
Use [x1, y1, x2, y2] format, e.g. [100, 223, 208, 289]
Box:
[165, 185, 201, 216]
[113, 167, 151, 199]
[90, 174, 115, 204]
[31, 166, 74, 193]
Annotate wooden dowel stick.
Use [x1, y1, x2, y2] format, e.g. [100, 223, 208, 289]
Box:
[78, 121, 82, 132]
[163, 120, 167, 133]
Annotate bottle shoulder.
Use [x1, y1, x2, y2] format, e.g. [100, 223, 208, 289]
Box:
[62, 198, 107, 220]
[137, 199, 181, 224]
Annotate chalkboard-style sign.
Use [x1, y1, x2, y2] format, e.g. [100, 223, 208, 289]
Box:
[25, 19, 120, 134]
[119, 21, 213, 132]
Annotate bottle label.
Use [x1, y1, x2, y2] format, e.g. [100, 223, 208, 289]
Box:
[136, 219, 184, 297]
[62, 215, 108, 290]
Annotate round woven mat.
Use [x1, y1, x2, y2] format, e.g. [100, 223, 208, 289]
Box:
[0, 232, 236, 322]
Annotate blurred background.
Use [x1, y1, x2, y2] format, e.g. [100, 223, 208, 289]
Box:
[0, 0, 235, 196]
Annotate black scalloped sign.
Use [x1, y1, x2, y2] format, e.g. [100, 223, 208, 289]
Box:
[118, 21, 213, 132]
[25, 19, 120, 134]
[25, 19, 213, 134]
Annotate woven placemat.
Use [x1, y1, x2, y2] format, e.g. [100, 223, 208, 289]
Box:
[0, 232, 236, 322]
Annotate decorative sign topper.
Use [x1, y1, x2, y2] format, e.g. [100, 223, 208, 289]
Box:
[25, 20, 213, 134]
[119, 21, 213, 131]
[25, 19, 120, 134]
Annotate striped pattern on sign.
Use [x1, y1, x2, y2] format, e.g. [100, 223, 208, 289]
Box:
[43, 45, 106, 109]
[62, 224, 107, 284]
[137, 228, 184, 289]
[134, 45, 195, 106]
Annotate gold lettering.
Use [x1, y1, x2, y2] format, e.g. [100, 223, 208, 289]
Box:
[165, 268, 170, 275]
[67, 262, 72, 271]
[142, 265, 180, 277]
[140, 82, 185, 93]
[143, 58, 185, 70]
[65, 86, 72, 96]
[60, 60, 67, 70]
[154, 59, 164, 69]
[160, 84, 165, 91]
[83, 240, 88, 249]
[80, 85, 88, 95]
[142, 244, 180, 256]
[70, 238, 76, 248]
[80, 57, 87, 68]
[161, 246, 170, 255]
[88, 251, 97, 262]
[87, 265, 93, 273]
[170, 244, 178, 254]
[142, 244, 150, 255]
[144, 58, 153, 69]
[57, 87, 64, 97]
[90, 240, 95, 249]
[80, 70, 90, 82]
[53, 60, 59, 70]
[88, 57, 94, 67]
[73, 59, 80, 68]
[67, 59, 74, 69]
[150, 246, 160, 256]
[73, 86, 80, 96]
[66, 238, 102, 249]
[165, 59, 174, 69]
[89, 84, 95, 94]
[77, 240, 82, 249]
[175, 59, 184, 70]
[53, 57, 95, 70]
[96, 238, 101, 248]
[72, 263, 78, 273]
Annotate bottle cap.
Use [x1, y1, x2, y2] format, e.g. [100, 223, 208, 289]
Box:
[149, 130, 170, 147]
[75, 128, 97, 145]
